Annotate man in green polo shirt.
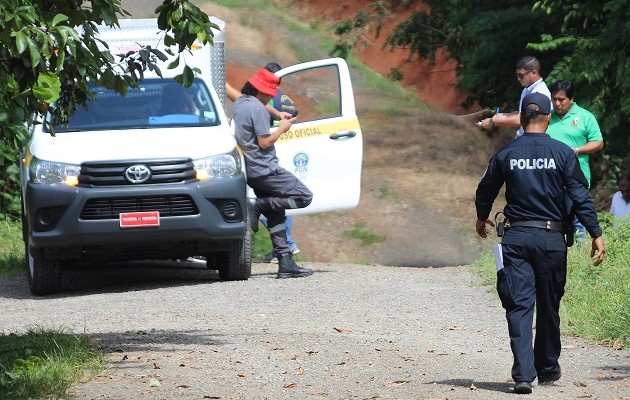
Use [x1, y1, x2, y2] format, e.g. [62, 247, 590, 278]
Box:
[547, 79, 604, 238]
[547, 80, 603, 186]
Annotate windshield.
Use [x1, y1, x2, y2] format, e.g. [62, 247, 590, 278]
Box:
[46, 78, 220, 132]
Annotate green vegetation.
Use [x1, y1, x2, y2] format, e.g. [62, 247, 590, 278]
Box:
[0, 218, 23, 277]
[0, 0, 222, 220]
[0, 220, 102, 399]
[334, 0, 630, 191]
[251, 225, 273, 262]
[343, 222, 386, 246]
[470, 218, 630, 348]
[0, 328, 103, 400]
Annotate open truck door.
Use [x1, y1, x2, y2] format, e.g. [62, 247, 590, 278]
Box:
[273, 58, 363, 214]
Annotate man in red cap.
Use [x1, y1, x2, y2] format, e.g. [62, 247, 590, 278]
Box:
[233, 68, 314, 279]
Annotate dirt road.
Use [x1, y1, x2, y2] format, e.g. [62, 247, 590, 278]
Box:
[0, 262, 627, 399]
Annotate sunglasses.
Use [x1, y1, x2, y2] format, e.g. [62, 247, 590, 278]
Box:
[516, 70, 533, 80]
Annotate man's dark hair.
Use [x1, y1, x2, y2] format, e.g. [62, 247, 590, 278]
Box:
[516, 56, 541, 72]
[264, 62, 282, 73]
[241, 81, 259, 96]
[549, 80, 575, 99]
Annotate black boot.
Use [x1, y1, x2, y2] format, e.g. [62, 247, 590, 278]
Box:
[247, 198, 263, 232]
[277, 254, 313, 279]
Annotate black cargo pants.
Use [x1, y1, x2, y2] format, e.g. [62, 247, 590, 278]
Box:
[497, 226, 567, 383]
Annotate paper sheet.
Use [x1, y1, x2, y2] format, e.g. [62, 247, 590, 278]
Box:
[493, 243, 504, 271]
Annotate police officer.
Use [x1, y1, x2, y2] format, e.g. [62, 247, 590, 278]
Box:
[475, 93, 605, 394]
[233, 68, 314, 279]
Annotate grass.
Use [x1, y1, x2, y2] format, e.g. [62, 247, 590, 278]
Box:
[343, 222, 386, 246]
[470, 217, 630, 348]
[0, 220, 104, 399]
[0, 217, 23, 277]
[0, 328, 103, 400]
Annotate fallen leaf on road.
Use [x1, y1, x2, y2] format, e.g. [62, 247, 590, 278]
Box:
[283, 382, 298, 388]
[121, 355, 128, 360]
[573, 381, 588, 387]
[237, 372, 248, 377]
[148, 378, 161, 387]
[333, 327, 352, 333]
[177, 384, 190, 388]
[386, 380, 410, 387]
[297, 367, 305, 375]
[153, 362, 160, 369]
[447, 325, 467, 330]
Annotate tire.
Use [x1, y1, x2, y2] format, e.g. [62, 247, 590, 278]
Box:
[26, 242, 62, 296]
[217, 231, 251, 281]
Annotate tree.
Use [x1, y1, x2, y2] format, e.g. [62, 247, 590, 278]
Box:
[530, 0, 630, 186]
[0, 0, 218, 217]
[332, 0, 629, 188]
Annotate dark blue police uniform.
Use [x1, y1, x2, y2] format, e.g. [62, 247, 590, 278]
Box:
[475, 131, 602, 384]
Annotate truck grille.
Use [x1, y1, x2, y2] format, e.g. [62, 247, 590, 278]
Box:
[79, 159, 197, 186]
[80, 195, 199, 220]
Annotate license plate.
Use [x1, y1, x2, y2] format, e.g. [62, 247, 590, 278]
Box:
[119, 211, 160, 228]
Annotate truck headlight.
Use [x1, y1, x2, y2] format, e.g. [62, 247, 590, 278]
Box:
[29, 156, 81, 185]
[193, 149, 242, 180]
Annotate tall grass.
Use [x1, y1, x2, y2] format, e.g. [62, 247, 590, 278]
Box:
[470, 218, 630, 348]
[0, 328, 103, 400]
[0, 218, 23, 277]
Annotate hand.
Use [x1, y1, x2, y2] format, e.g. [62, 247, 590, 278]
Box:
[480, 117, 495, 130]
[278, 117, 295, 132]
[278, 111, 293, 120]
[476, 219, 494, 238]
[591, 236, 605, 266]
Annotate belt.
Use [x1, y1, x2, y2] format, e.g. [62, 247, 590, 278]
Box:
[509, 220, 564, 232]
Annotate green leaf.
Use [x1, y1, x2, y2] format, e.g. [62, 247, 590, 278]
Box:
[32, 73, 61, 103]
[51, 13, 68, 27]
[167, 57, 180, 69]
[15, 30, 27, 53]
[26, 36, 41, 66]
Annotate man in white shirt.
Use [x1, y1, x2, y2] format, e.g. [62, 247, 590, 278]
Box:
[610, 173, 630, 218]
[480, 56, 551, 138]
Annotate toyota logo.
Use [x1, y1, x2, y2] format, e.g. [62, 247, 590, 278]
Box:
[124, 165, 151, 184]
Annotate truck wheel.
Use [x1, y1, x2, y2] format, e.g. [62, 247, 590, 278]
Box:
[217, 231, 251, 281]
[26, 242, 62, 296]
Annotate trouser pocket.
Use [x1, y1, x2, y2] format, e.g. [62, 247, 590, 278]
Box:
[497, 267, 515, 310]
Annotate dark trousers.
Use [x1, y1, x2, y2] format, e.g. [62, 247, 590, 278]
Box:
[497, 227, 567, 382]
[248, 169, 312, 256]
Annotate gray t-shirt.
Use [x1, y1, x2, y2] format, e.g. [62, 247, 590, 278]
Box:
[233, 95, 281, 179]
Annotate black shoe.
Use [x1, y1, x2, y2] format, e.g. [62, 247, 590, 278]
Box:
[538, 368, 561, 385]
[262, 251, 278, 263]
[247, 198, 262, 232]
[514, 381, 532, 394]
[277, 254, 313, 279]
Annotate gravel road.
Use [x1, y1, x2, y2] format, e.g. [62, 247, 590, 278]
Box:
[0, 261, 628, 399]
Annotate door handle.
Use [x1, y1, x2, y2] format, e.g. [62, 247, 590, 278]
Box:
[329, 131, 356, 140]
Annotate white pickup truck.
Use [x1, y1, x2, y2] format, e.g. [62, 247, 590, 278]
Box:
[20, 18, 363, 295]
